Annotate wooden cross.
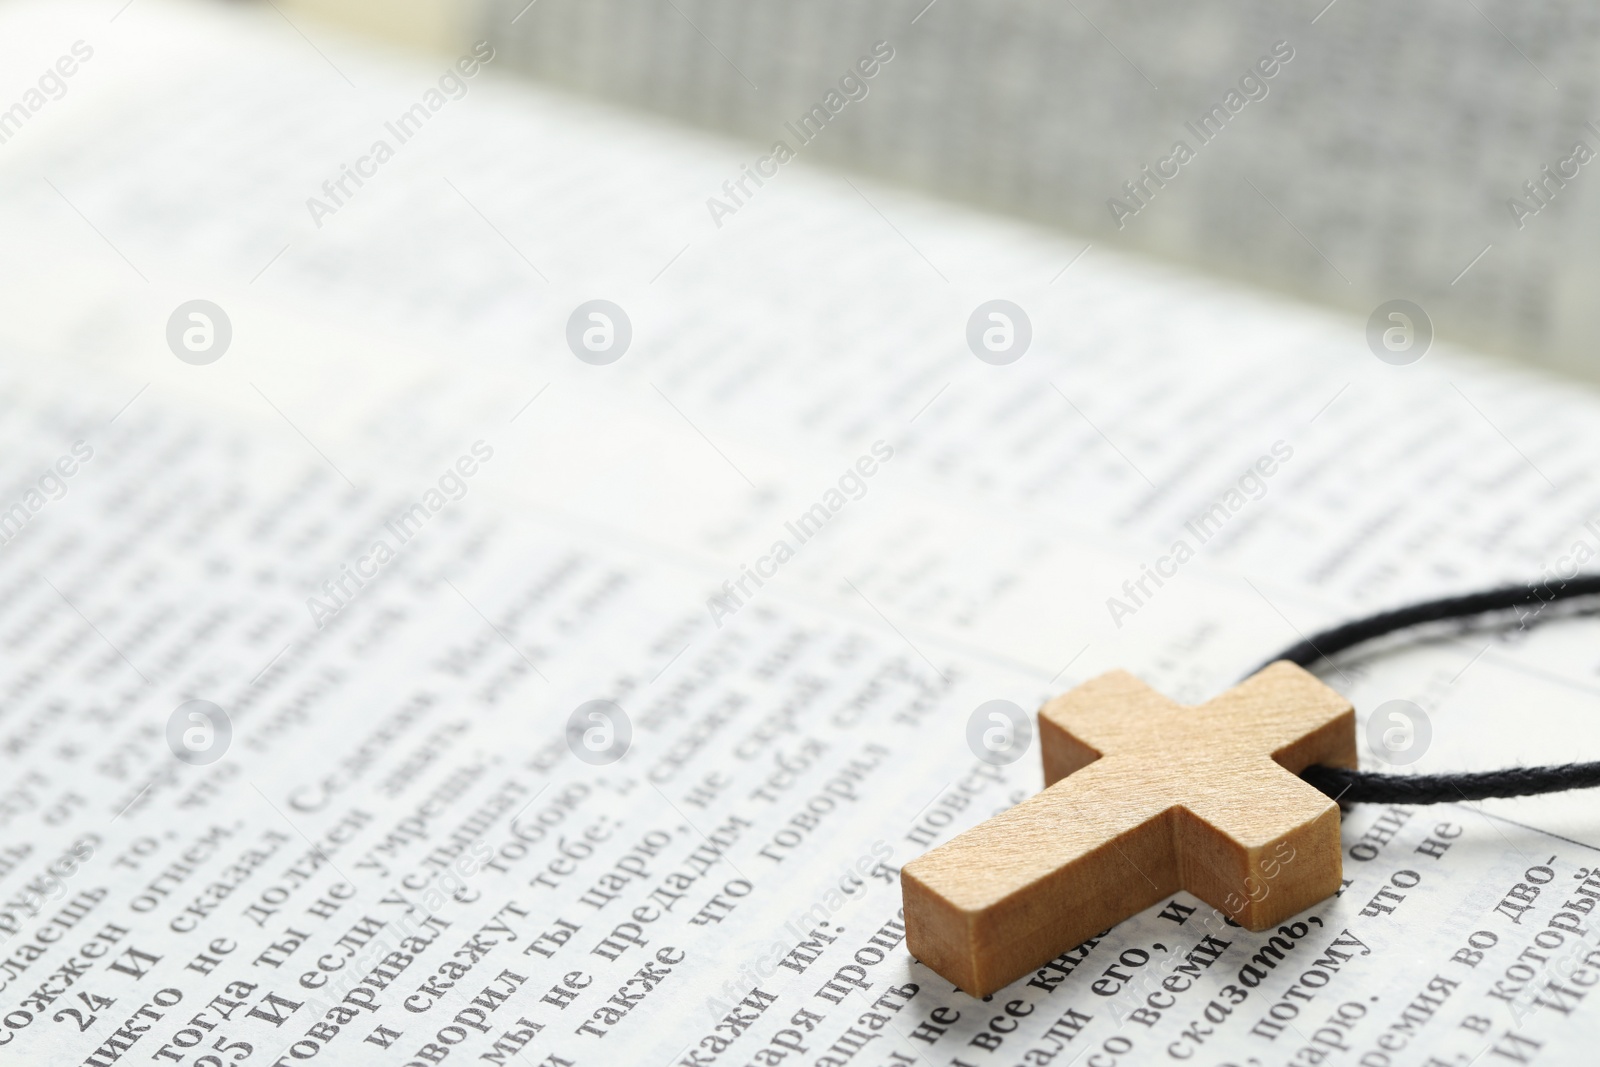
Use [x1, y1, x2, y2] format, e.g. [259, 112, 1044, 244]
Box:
[902, 661, 1356, 997]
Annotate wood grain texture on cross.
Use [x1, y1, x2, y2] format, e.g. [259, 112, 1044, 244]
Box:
[902, 661, 1356, 997]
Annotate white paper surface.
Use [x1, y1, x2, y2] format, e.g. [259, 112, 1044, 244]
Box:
[4, 3, 1600, 1065]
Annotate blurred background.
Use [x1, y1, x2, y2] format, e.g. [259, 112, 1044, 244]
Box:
[278, 0, 1600, 382]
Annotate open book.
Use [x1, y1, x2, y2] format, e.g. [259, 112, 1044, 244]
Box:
[3, 1, 1600, 1064]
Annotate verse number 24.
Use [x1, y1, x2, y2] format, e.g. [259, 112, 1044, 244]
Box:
[52, 990, 116, 1031]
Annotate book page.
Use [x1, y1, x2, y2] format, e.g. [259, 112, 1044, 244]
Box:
[3, 3, 1600, 1065]
[489, 0, 1600, 382]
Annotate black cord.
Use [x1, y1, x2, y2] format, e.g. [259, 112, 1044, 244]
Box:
[1303, 762, 1600, 804]
[1262, 575, 1600, 673]
[1266, 575, 1600, 805]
